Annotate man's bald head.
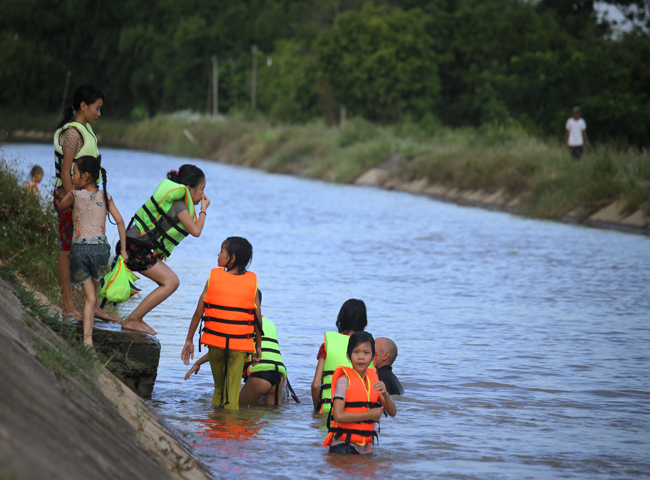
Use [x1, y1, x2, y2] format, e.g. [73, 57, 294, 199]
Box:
[375, 337, 398, 368]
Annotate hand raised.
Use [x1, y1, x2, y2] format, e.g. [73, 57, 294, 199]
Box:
[373, 380, 387, 396]
[200, 194, 210, 211]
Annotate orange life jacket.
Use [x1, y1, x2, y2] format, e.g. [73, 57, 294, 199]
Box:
[200, 268, 258, 353]
[323, 366, 382, 448]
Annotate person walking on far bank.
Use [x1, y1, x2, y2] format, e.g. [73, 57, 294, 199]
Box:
[565, 106, 589, 160]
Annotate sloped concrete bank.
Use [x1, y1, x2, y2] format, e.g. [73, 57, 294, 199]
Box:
[356, 163, 650, 235]
[0, 277, 214, 480]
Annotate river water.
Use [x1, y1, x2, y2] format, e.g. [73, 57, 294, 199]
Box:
[4, 143, 650, 479]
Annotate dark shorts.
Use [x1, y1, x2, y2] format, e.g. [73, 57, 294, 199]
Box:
[249, 370, 283, 386]
[53, 189, 73, 251]
[328, 443, 360, 455]
[116, 237, 158, 272]
[70, 243, 110, 285]
[570, 146, 583, 160]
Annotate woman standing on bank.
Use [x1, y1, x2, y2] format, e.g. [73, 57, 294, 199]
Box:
[54, 83, 116, 320]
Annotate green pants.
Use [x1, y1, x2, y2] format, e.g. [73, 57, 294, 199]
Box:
[208, 347, 247, 410]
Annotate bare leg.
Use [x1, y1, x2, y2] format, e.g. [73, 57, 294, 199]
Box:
[81, 279, 96, 347]
[265, 382, 282, 405]
[91, 277, 120, 322]
[58, 249, 81, 318]
[239, 376, 272, 406]
[121, 261, 179, 335]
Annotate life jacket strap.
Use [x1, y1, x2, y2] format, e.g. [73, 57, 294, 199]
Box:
[343, 401, 382, 409]
[261, 337, 278, 344]
[331, 427, 379, 445]
[322, 370, 335, 377]
[203, 316, 252, 326]
[204, 303, 255, 314]
[255, 359, 285, 368]
[148, 195, 190, 238]
[132, 210, 172, 258]
[202, 326, 252, 340]
[286, 378, 301, 403]
[261, 347, 281, 355]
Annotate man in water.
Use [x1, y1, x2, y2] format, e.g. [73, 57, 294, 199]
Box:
[565, 106, 589, 160]
[375, 337, 404, 395]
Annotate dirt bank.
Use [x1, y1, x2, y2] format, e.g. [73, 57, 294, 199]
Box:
[0, 276, 214, 480]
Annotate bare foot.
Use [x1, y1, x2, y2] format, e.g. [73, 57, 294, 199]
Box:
[121, 319, 157, 335]
[62, 308, 82, 321]
[94, 307, 121, 323]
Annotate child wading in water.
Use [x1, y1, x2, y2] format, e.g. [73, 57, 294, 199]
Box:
[56, 156, 127, 346]
[24, 165, 44, 195]
[323, 331, 396, 454]
[181, 237, 262, 410]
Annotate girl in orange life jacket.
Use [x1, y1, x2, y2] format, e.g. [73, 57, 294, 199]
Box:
[56, 157, 128, 347]
[324, 332, 397, 454]
[118, 165, 210, 335]
[181, 237, 263, 410]
[311, 299, 368, 412]
[54, 84, 109, 320]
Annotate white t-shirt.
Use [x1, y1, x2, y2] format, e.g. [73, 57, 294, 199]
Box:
[566, 118, 586, 146]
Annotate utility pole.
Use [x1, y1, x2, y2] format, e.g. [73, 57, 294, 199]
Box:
[211, 55, 218, 116]
[60, 70, 71, 114]
[251, 44, 258, 110]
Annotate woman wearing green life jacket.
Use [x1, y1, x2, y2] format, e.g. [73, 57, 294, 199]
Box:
[53, 83, 117, 322]
[117, 165, 209, 335]
[311, 299, 370, 413]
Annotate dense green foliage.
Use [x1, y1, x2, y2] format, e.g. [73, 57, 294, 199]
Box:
[1, 0, 649, 144]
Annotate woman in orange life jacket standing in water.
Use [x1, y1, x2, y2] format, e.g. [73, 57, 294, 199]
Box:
[117, 165, 209, 335]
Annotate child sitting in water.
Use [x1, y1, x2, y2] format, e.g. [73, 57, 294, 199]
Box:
[323, 331, 396, 454]
[23, 165, 44, 195]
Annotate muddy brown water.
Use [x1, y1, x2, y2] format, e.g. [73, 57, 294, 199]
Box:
[5, 143, 650, 479]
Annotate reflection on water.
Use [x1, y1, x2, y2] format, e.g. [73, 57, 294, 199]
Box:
[4, 143, 650, 479]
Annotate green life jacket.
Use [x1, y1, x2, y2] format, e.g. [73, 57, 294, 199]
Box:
[319, 331, 374, 414]
[248, 317, 287, 379]
[131, 179, 196, 259]
[53, 121, 100, 188]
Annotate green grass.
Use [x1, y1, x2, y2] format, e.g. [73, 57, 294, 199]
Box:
[5, 110, 650, 220]
[0, 265, 101, 384]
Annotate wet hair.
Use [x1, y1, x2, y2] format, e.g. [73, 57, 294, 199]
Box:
[347, 331, 376, 359]
[29, 165, 44, 179]
[336, 299, 367, 334]
[76, 156, 111, 220]
[223, 236, 253, 274]
[58, 84, 104, 129]
[167, 164, 205, 188]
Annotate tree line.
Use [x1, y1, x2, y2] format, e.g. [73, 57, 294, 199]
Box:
[1, 0, 649, 145]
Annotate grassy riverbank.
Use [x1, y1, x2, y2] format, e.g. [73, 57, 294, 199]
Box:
[4, 110, 650, 220]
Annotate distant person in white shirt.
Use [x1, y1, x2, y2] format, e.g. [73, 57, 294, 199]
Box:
[565, 106, 589, 160]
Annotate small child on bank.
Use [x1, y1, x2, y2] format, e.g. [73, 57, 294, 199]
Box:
[23, 165, 44, 195]
[323, 331, 396, 454]
[56, 156, 128, 347]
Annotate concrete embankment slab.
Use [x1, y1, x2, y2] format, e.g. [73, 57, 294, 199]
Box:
[355, 168, 650, 235]
[0, 278, 214, 480]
